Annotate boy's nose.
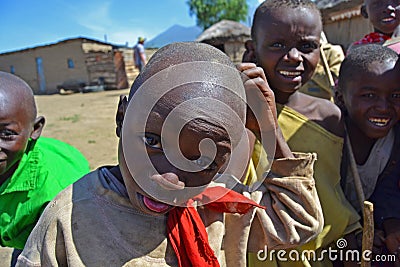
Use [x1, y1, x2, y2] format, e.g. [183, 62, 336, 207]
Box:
[387, 5, 395, 11]
[375, 98, 390, 111]
[285, 48, 302, 62]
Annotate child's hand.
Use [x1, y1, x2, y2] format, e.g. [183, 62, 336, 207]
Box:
[372, 229, 386, 254]
[383, 218, 400, 260]
[151, 173, 185, 190]
[236, 62, 277, 137]
[237, 63, 293, 159]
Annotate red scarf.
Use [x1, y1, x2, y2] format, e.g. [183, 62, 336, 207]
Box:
[353, 32, 391, 45]
[167, 186, 265, 267]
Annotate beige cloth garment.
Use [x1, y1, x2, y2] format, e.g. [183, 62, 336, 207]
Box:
[344, 128, 394, 212]
[17, 153, 322, 267]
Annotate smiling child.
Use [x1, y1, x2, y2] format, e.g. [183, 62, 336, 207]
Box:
[352, 0, 400, 53]
[338, 44, 400, 264]
[243, 1, 360, 267]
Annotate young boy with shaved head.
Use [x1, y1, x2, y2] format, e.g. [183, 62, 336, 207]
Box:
[0, 72, 89, 266]
[17, 42, 323, 267]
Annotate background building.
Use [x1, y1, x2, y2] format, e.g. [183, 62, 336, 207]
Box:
[0, 37, 135, 94]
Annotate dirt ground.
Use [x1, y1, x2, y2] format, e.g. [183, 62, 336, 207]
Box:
[0, 87, 131, 265]
[36, 88, 131, 169]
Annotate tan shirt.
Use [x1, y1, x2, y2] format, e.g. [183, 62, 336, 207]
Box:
[17, 153, 322, 267]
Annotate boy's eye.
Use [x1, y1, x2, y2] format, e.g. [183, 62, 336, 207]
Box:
[392, 93, 400, 99]
[194, 156, 217, 172]
[143, 133, 162, 149]
[362, 93, 375, 98]
[300, 42, 319, 52]
[0, 129, 17, 140]
[270, 42, 285, 49]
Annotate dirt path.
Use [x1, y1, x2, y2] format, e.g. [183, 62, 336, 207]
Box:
[37, 88, 130, 169]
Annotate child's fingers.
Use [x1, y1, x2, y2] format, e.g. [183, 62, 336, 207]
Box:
[236, 62, 257, 72]
[238, 64, 267, 82]
[151, 173, 185, 190]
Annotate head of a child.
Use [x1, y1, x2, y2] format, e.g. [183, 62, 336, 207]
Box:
[361, 0, 400, 36]
[0, 72, 45, 185]
[248, 0, 322, 96]
[338, 44, 400, 140]
[115, 42, 247, 215]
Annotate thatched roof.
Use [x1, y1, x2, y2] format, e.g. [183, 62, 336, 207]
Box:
[317, 0, 364, 23]
[196, 20, 250, 45]
[316, 0, 362, 10]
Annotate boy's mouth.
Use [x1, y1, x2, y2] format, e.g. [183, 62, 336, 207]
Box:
[381, 16, 396, 23]
[138, 193, 171, 213]
[278, 70, 302, 82]
[368, 117, 390, 127]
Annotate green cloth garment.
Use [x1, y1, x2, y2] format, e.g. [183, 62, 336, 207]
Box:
[248, 105, 361, 267]
[0, 137, 89, 249]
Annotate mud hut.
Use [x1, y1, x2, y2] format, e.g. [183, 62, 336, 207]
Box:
[196, 20, 250, 63]
[0, 37, 133, 94]
[317, 0, 373, 50]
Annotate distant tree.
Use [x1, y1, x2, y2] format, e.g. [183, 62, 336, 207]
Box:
[187, 0, 248, 30]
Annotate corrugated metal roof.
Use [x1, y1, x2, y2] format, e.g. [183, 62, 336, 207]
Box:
[0, 37, 122, 56]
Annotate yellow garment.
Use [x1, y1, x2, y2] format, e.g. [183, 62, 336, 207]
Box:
[248, 105, 361, 267]
[299, 42, 344, 100]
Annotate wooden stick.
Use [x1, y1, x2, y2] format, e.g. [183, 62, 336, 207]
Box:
[319, 45, 336, 90]
[361, 201, 374, 267]
[344, 129, 366, 211]
[319, 43, 336, 103]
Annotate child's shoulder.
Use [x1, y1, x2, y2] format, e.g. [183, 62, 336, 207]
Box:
[35, 137, 90, 173]
[292, 93, 343, 137]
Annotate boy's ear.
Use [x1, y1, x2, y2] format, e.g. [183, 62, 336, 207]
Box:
[116, 95, 128, 138]
[242, 40, 257, 64]
[361, 5, 368, 19]
[30, 116, 45, 140]
[334, 88, 346, 112]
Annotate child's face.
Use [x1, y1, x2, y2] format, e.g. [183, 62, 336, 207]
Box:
[342, 60, 400, 139]
[253, 7, 321, 94]
[364, 0, 400, 35]
[0, 91, 34, 181]
[119, 79, 243, 216]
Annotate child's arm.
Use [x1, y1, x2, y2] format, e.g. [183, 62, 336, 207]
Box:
[223, 152, 323, 266]
[237, 62, 293, 159]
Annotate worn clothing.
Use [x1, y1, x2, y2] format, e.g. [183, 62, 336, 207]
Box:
[383, 36, 400, 54]
[133, 43, 146, 71]
[0, 137, 89, 249]
[300, 42, 344, 100]
[248, 105, 360, 267]
[353, 33, 400, 54]
[343, 129, 394, 213]
[342, 124, 400, 228]
[353, 32, 391, 45]
[17, 153, 323, 267]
